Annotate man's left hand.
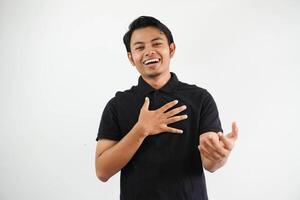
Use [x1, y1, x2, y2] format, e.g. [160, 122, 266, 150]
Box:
[198, 122, 238, 172]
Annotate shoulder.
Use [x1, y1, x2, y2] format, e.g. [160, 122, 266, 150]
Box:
[176, 80, 218, 107]
[177, 80, 211, 97]
[115, 85, 137, 101]
[106, 86, 137, 107]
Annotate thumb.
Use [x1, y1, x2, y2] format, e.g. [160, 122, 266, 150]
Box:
[228, 121, 238, 140]
[219, 132, 234, 150]
[142, 97, 150, 110]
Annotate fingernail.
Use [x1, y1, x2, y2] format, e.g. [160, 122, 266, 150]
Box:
[179, 130, 183, 134]
[174, 100, 178, 104]
[182, 105, 187, 109]
[184, 115, 188, 119]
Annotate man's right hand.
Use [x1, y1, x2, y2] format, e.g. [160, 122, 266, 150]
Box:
[136, 97, 188, 136]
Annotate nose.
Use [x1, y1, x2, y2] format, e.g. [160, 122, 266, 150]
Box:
[145, 46, 155, 57]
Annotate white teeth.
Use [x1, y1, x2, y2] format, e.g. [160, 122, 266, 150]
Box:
[144, 58, 159, 65]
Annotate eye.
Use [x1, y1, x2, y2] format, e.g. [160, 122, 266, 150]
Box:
[153, 42, 162, 46]
[135, 46, 144, 51]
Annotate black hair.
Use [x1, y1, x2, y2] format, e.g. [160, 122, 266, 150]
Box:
[123, 16, 174, 52]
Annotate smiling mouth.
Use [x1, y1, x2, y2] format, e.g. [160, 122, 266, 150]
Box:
[143, 58, 161, 65]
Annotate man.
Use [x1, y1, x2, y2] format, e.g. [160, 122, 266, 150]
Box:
[95, 16, 238, 200]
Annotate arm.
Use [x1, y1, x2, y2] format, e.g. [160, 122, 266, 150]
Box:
[95, 123, 147, 182]
[198, 122, 238, 172]
[95, 97, 188, 182]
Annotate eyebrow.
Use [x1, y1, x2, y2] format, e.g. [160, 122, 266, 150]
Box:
[132, 37, 164, 46]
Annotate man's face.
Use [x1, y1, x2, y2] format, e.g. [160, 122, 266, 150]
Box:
[128, 26, 175, 79]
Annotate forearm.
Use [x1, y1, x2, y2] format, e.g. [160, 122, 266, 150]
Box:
[96, 123, 147, 181]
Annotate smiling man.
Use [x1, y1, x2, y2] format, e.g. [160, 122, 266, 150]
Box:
[95, 16, 238, 200]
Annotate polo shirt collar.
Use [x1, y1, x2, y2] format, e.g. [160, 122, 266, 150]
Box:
[136, 72, 179, 95]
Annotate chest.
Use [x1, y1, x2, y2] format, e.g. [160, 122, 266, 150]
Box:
[116, 91, 201, 146]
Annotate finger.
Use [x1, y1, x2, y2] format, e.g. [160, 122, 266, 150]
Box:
[199, 144, 223, 161]
[158, 100, 178, 113]
[208, 134, 226, 156]
[198, 145, 215, 161]
[199, 144, 216, 160]
[228, 121, 238, 140]
[165, 114, 188, 124]
[142, 97, 150, 110]
[199, 133, 219, 152]
[219, 132, 234, 151]
[202, 140, 224, 160]
[165, 105, 187, 118]
[164, 126, 183, 134]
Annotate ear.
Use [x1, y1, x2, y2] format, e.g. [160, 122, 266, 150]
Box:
[169, 43, 176, 58]
[127, 52, 135, 66]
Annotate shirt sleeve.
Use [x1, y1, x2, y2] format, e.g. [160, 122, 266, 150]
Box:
[198, 90, 223, 134]
[96, 99, 122, 141]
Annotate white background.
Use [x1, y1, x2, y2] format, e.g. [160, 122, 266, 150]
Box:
[1, 0, 300, 199]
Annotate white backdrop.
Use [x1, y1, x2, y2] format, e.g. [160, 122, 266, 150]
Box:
[1, 0, 300, 199]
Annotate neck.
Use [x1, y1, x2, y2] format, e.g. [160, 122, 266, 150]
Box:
[142, 72, 171, 90]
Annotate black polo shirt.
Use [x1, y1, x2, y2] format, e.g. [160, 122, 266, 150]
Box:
[97, 72, 223, 200]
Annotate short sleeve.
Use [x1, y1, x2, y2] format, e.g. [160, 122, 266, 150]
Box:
[96, 99, 122, 141]
[198, 91, 223, 134]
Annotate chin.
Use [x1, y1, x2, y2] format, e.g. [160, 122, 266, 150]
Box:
[146, 72, 161, 78]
